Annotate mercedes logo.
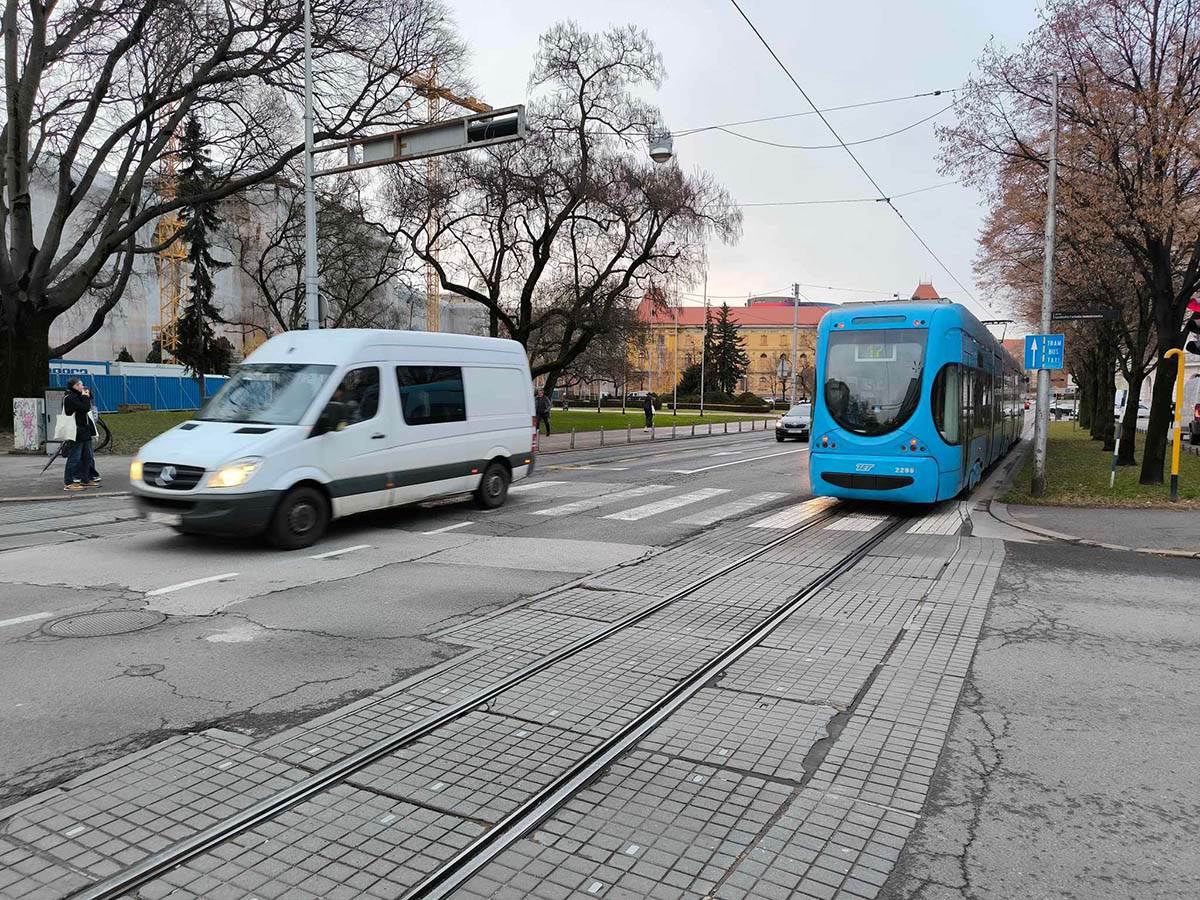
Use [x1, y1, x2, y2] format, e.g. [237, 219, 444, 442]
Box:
[155, 465, 177, 487]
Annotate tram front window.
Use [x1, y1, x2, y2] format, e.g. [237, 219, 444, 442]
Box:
[823, 328, 927, 436]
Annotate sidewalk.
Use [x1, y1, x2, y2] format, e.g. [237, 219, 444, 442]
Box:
[0, 452, 133, 502]
[994, 502, 1200, 556]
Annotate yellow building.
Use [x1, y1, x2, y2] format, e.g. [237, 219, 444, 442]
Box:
[633, 295, 834, 399]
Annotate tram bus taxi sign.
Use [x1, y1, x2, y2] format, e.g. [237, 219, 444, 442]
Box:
[1024, 334, 1065, 370]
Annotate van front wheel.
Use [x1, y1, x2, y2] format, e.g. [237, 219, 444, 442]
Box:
[474, 462, 510, 510]
[268, 486, 329, 549]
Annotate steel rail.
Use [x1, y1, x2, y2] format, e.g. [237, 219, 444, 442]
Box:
[72, 502, 847, 900]
[411, 515, 906, 899]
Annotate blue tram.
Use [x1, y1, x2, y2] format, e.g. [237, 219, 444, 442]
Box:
[809, 299, 1024, 504]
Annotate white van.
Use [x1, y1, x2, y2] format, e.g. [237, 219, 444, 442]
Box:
[129, 330, 537, 548]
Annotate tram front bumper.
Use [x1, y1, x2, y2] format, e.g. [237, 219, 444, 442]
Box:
[809, 452, 940, 504]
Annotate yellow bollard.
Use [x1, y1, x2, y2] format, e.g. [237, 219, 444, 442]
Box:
[1165, 348, 1186, 502]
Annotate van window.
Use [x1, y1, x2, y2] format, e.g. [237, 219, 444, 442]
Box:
[199, 363, 334, 425]
[320, 366, 380, 430]
[466, 367, 528, 417]
[396, 366, 466, 425]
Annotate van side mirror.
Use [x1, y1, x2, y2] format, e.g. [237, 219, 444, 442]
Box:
[310, 409, 337, 438]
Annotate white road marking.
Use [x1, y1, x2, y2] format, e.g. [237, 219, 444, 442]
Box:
[749, 497, 837, 529]
[826, 514, 891, 532]
[0, 611, 53, 630]
[145, 572, 238, 597]
[674, 491, 790, 526]
[907, 503, 965, 535]
[660, 447, 808, 474]
[531, 484, 671, 517]
[603, 488, 731, 521]
[568, 466, 630, 471]
[308, 543, 371, 560]
[422, 521, 474, 534]
[509, 480, 568, 493]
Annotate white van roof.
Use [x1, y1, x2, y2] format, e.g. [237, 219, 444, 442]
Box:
[246, 329, 529, 366]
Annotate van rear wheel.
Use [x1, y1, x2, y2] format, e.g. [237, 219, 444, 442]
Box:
[474, 462, 510, 510]
[268, 486, 329, 549]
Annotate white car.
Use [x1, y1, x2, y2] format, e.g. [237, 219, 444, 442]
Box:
[775, 402, 812, 442]
[130, 329, 536, 548]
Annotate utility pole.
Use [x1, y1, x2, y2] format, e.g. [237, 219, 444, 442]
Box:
[672, 305, 679, 415]
[699, 270, 708, 417]
[790, 283, 800, 404]
[1032, 72, 1059, 497]
[302, 0, 319, 330]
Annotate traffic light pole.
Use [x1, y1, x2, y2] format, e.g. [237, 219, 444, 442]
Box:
[1032, 73, 1059, 497]
[790, 283, 800, 404]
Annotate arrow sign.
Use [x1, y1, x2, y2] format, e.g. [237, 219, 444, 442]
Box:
[1024, 334, 1065, 370]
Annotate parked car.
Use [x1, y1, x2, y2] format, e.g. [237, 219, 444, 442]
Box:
[129, 329, 536, 549]
[775, 402, 812, 442]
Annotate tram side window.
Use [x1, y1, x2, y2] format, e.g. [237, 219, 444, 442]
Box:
[931, 364, 961, 444]
[973, 368, 991, 439]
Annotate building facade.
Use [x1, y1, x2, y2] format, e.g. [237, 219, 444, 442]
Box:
[632, 295, 835, 399]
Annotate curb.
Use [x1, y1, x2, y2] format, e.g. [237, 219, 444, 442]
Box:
[0, 489, 130, 504]
[988, 499, 1200, 559]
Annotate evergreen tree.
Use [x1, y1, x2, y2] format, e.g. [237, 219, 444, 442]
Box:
[175, 116, 229, 402]
[712, 303, 748, 395]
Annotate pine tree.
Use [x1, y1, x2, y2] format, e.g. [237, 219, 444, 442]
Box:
[712, 303, 748, 395]
[175, 116, 229, 402]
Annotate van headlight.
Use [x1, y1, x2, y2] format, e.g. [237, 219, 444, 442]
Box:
[129, 458, 143, 481]
[206, 457, 263, 488]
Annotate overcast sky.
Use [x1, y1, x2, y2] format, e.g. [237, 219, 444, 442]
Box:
[448, 0, 1042, 321]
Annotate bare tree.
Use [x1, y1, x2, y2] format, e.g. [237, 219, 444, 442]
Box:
[0, 0, 461, 417]
[232, 173, 412, 336]
[942, 0, 1200, 483]
[388, 22, 741, 395]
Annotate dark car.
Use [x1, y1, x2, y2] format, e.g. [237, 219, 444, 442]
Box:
[775, 402, 812, 442]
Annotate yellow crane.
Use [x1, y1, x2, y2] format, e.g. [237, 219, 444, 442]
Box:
[153, 129, 187, 362]
[407, 62, 491, 333]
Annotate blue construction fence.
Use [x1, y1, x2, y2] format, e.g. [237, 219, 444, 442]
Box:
[47, 371, 229, 413]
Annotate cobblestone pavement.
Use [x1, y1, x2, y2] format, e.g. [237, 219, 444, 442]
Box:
[0, 496, 1004, 899]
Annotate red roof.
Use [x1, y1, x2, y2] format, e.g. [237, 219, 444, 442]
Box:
[911, 282, 940, 301]
[637, 296, 832, 327]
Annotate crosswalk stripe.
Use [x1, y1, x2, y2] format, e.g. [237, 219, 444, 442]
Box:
[531, 484, 672, 517]
[826, 513, 890, 532]
[603, 488, 731, 521]
[749, 497, 836, 529]
[907, 502, 965, 535]
[674, 491, 790, 526]
[509, 480, 568, 494]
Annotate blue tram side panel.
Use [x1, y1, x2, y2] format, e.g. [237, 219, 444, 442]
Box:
[810, 300, 1025, 504]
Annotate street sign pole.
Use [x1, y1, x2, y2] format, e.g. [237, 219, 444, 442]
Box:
[1032, 72, 1059, 497]
[699, 270, 708, 417]
[790, 283, 800, 404]
[302, 0, 319, 330]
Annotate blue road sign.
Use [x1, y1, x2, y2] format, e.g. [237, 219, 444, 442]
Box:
[1024, 333, 1065, 370]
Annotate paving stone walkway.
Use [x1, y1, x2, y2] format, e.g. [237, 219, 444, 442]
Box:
[0, 499, 1004, 900]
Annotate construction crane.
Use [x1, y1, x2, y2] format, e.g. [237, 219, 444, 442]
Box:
[407, 62, 491, 333]
[153, 129, 186, 362]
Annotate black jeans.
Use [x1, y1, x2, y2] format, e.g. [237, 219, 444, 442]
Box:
[539, 413, 551, 436]
[65, 437, 95, 484]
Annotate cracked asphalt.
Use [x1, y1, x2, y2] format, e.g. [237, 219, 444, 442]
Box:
[881, 540, 1200, 900]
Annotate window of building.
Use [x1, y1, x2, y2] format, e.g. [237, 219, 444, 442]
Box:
[760, 334, 767, 346]
[319, 366, 380, 431]
[395, 366, 466, 425]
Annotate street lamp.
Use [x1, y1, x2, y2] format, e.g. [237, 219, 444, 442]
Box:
[649, 131, 674, 164]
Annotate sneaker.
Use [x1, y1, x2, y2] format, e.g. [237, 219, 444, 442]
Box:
[90, 475, 102, 484]
[64, 483, 84, 492]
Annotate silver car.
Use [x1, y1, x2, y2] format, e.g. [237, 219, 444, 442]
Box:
[775, 402, 811, 442]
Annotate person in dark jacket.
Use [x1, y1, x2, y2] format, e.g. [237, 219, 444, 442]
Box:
[642, 393, 655, 432]
[535, 389, 552, 436]
[62, 378, 99, 491]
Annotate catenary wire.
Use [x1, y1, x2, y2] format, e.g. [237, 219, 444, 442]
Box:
[726, 0, 986, 310]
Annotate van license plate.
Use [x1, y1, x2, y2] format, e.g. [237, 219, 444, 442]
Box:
[147, 512, 182, 526]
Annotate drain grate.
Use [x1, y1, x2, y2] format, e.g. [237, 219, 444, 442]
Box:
[45, 610, 165, 638]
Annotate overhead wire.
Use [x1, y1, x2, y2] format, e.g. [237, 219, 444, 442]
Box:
[734, 180, 955, 208]
[709, 104, 955, 151]
[726, 0, 985, 310]
[672, 89, 952, 136]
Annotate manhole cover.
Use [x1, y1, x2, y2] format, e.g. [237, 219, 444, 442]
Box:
[45, 610, 165, 638]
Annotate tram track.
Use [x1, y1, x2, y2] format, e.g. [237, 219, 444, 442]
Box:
[71, 502, 901, 900]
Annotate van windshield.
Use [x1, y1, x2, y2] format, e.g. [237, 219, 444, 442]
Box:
[197, 363, 334, 425]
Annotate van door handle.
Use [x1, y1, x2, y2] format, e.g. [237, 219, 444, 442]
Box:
[371, 433, 386, 439]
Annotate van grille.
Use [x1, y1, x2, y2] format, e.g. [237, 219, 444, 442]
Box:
[142, 462, 205, 491]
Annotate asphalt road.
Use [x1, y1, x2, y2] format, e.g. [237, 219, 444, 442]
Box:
[0, 429, 811, 808]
